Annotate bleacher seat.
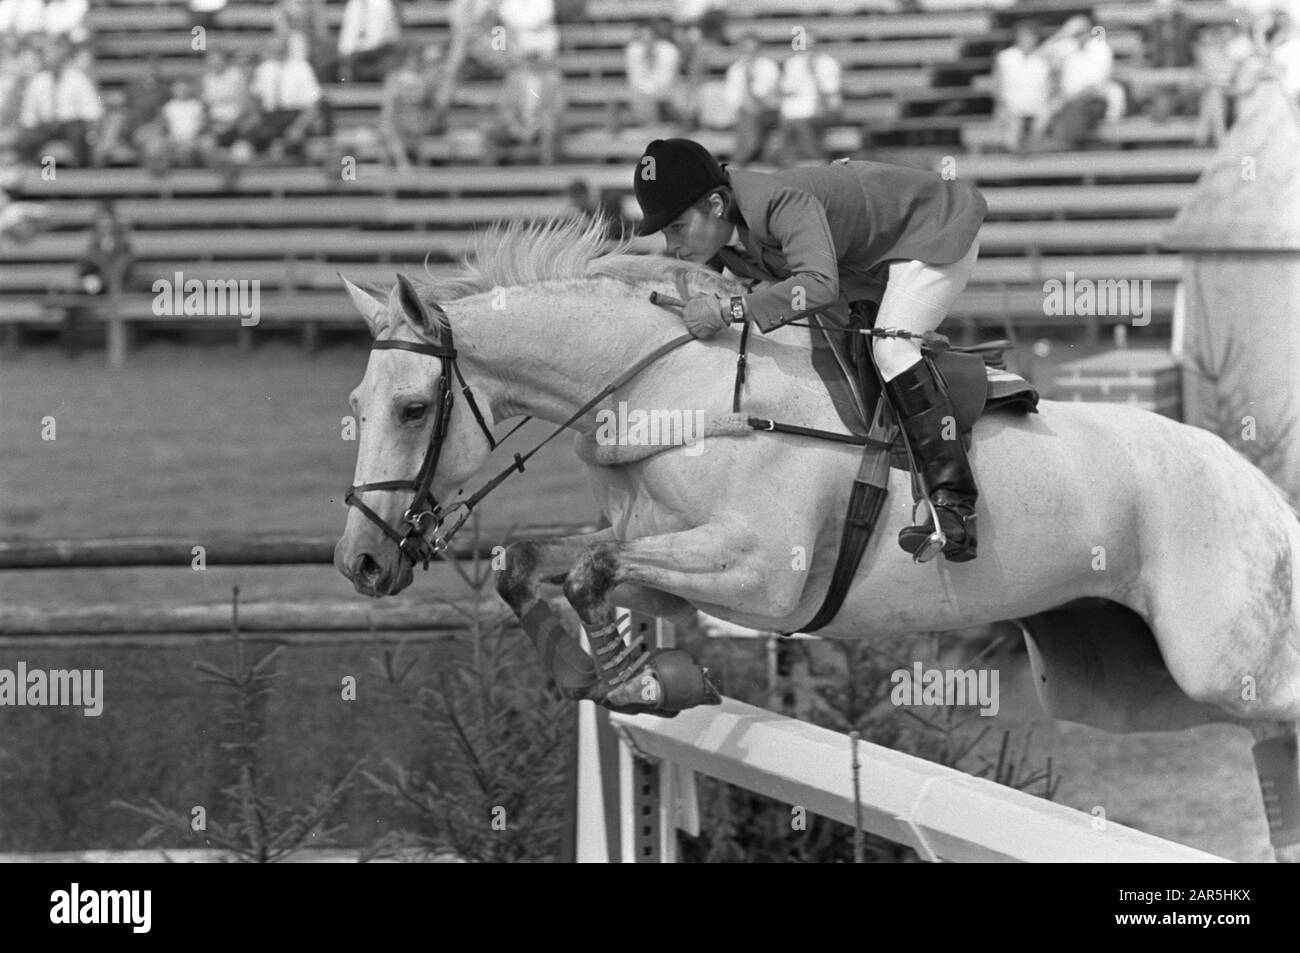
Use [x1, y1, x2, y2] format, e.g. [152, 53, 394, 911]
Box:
[1, 0, 1214, 359]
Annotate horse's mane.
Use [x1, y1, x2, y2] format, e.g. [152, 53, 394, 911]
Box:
[398, 216, 728, 334]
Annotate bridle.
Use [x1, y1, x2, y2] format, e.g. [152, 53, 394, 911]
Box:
[345, 278, 696, 570]
[344, 322, 502, 568]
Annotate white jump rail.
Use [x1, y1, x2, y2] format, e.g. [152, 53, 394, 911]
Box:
[577, 614, 1229, 863]
[609, 697, 1228, 863]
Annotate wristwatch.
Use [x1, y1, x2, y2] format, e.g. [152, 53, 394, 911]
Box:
[728, 296, 746, 326]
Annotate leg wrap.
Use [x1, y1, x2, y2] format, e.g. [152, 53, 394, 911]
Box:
[1253, 734, 1300, 848]
[586, 617, 647, 687]
[519, 601, 597, 696]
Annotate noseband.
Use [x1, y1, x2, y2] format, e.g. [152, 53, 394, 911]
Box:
[344, 326, 498, 568]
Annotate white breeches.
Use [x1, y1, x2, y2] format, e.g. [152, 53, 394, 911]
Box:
[872, 238, 979, 381]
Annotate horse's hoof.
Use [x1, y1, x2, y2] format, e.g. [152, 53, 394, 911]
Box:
[601, 649, 721, 718]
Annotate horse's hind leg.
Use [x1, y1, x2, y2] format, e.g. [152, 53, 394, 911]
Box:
[1248, 721, 1300, 862]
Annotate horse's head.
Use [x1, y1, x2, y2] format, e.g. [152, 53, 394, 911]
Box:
[334, 273, 497, 597]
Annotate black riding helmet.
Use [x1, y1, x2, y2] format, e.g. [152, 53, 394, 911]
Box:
[632, 138, 729, 236]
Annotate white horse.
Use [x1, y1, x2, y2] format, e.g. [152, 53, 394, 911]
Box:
[335, 217, 1300, 861]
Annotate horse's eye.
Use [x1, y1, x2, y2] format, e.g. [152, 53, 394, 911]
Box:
[402, 403, 428, 422]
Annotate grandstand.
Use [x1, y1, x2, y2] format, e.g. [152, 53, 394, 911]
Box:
[0, 0, 1238, 360]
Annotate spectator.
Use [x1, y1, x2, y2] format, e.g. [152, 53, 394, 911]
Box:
[379, 43, 443, 171]
[1147, 0, 1194, 68]
[78, 202, 133, 293]
[43, 0, 86, 43]
[625, 20, 682, 127]
[66, 201, 133, 356]
[775, 29, 841, 161]
[120, 62, 170, 172]
[0, 0, 45, 37]
[1193, 25, 1236, 145]
[481, 49, 565, 165]
[674, 2, 726, 126]
[674, 0, 727, 45]
[249, 32, 323, 161]
[436, 0, 500, 127]
[0, 188, 49, 244]
[993, 22, 1051, 153]
[1046, 18, 1113, 149]
[274, 0, 329, 72]
[0, 35, 31, 157]
[92, 87, 134, 166]
[723, 32, 780, 163]
[498, 0, 559, 61]
[202, 48, 253, 151]
[18, 40, 101, 167]
[160, 78, 207, 168]
[338, 0, 401, 83]
[1270, 12, 1300, 99]
[188, 0, 227, 34]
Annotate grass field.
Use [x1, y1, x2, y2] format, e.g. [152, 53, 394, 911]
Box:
[0, 341, 1275, 860]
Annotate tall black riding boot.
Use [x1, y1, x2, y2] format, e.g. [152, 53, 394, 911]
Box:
[884, 358, 978, 562]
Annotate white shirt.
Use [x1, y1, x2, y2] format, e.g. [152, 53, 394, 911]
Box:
[0, 0, 46, 35]
[498, 0, 558, 58]
[995, 46, 1050, 114]
[19, 69, 53, 126]
[626, 38, 681, 97]
[253, 57, 321, 111]
[163, 97, 206, 141]
[1060, 37, 1113, 98]
[43, 0, 87, 41]
[674, 0, 724, 20]
[723, 55, 780, 113]
[338, 0, 400, 56]
[1273, 35, 1300, 96]
[203, 66, 247, 124]
[779, 52, 841, 120]
[20, 66, 102, 125]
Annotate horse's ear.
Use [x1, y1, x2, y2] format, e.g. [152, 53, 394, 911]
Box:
[339, 272, 386, 337]
[395, 273, 444, 340]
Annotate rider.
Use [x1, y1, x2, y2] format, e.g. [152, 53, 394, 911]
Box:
[632, 137, 987, 562]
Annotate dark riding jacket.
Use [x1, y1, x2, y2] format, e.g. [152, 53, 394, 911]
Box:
[714, 160, 987, 332]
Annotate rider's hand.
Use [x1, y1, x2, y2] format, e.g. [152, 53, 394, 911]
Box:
[682, 295, 730, 340]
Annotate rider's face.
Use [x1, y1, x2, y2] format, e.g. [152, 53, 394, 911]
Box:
[661, 196, 732, 264]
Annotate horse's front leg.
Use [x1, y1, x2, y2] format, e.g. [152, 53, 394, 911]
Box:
[562, 524, 806, 715]
[495, 529, 695, 703]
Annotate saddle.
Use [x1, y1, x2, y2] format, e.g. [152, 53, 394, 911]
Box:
[810, 322, 1040, 470]
[749, 305, 1039, 635]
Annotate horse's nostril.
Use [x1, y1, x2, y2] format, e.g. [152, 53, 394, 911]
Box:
[353, 553, 380, 581]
